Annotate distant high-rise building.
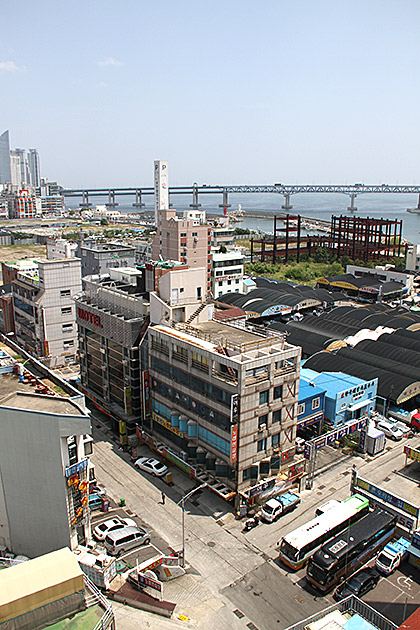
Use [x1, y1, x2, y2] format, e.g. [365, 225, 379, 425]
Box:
[28, 149, 40, 187]
[0, 130, 12, 185]
[10, 149, 29, 187]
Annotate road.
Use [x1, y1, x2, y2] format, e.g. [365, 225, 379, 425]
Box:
[90, 420, 420, 629]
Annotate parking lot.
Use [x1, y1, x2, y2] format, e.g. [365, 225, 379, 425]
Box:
[90, 504, 175, 572]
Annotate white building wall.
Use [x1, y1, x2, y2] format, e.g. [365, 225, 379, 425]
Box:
[38, 259, 82, 367]
[0, 401, 91, 557]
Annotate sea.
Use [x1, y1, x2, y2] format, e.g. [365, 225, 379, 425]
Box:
[67, 192, 420, 245]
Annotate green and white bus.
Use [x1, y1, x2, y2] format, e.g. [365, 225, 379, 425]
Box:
[278, 494, 369, 570]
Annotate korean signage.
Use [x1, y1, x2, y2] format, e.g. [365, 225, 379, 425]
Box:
[142, 370, 151, 418]
[353, 487, 416, 531]
[65, 458, 89, 478]
[404, 445, 420, 463]
[152, 411, 181, 436]
[303, 418, 367, 460]
[230, 394, 239, 424]
[161, 447, 196, 478]
[230, 424, 238, 464]
[288, 460, 305, 480]
[353, 476, 420, 519]
[77, 307, 103, 328]
[247, 477, 276, 499]
[154, 160, 169, 218]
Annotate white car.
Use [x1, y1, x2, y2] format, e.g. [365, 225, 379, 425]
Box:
[134, 457, 168, 477]
[93, 517, 136, 541]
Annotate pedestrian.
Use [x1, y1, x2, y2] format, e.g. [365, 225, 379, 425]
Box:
[161, 491, 166, 505]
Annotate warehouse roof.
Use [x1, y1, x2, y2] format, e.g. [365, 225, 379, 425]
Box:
[304, 351, 420, 404]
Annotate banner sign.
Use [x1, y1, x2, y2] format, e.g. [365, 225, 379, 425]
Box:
[303, 418, 367, 459]
[404, 445, 420, 463]
[65, 458, 89, 478]
[353, 476, 420, 519]
[230, 394, 239, 424]
[230, 424, 238, 464]
[352, 487, 416, 531]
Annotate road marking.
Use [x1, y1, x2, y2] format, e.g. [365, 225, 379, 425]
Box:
[397, 576, 413, 591]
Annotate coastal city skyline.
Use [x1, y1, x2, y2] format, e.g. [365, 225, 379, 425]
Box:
[2, 1, 420, 187]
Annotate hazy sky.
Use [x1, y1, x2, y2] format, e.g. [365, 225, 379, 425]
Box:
[2, 0, 420, 187]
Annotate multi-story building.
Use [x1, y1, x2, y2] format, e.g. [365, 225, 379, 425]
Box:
[300, 367, 377, 427]
[46, 237, 78, 259]
[406, 244, 420, 273]
[211, 250, 244, 298]
[0, 130, 11, 184]
[10, 188, 37, 219]
[0, 354, 92, 557]
[76, 239, 136, 277]
[152, 208, 211, 295]
[11, 258, 81, 367]
[211, 226, 236, 250]
[10, 149, 29, 187]
[38, 195, 65, 214]
[148, 279, 301, 504]
[75, 267, 149, 440]
[27, 148, 40, 187]
[0, 290, 15, 334]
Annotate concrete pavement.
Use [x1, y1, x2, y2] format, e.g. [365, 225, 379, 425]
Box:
[90, 422, 420, 629]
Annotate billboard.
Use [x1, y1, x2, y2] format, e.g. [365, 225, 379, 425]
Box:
[154, 160, 169, 222]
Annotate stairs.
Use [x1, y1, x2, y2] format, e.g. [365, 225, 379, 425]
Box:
[186, 302, 206, 325]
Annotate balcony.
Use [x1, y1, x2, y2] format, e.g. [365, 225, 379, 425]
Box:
[173, 350, 188, 364]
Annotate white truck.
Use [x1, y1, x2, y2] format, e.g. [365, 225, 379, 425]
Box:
[375, 537, 410, 575]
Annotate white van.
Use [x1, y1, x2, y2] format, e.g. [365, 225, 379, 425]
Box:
[261, 498, 283, 522]
[376, 420, 404, 441]
[104, 526, 150, 556]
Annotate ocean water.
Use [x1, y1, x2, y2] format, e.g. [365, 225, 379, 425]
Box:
[68, 192, 420, 244]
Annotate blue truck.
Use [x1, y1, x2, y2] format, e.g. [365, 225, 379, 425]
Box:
[375, 537, 410, 575]
[261, 491, 300, 523]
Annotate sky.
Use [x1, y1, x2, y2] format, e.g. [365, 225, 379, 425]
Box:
[1, 0, 420, 188]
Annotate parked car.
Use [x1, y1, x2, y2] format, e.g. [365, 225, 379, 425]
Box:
[89, 493, 105, 510]
[93, 517, 137, 542]
[392, 421, 413, 438]
[333, 567, 380, 601]
[104, 526, 151, 555]
[134, 457, 168, 477]
[376, 420, 404, 441]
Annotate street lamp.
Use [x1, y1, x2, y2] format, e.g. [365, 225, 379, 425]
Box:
[177, 483, 207, 567]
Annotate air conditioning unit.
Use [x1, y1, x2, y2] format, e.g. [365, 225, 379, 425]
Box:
[259, 424, 267, 431]
[100, 348, 106, 354]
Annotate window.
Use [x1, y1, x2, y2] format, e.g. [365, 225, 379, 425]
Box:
[272, 433, 280, 447]
[181, 232, 186, 237]
[273, 409, 281, 423]
[62, 323, 73, 332]
[192, 232, 198, 237]
[257, 438, 267, 452]
[297, 403, 305, 415]
[60, 289, 71, 297]
[63, 340, 74, 348]
[258, 414, 268, 427]
[61, 306, 72, 315]
[218, 281, 223, 286]
[312, 398, 320, 410]
[274, 385, 283, 400]
[259, 390, 269, 405]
